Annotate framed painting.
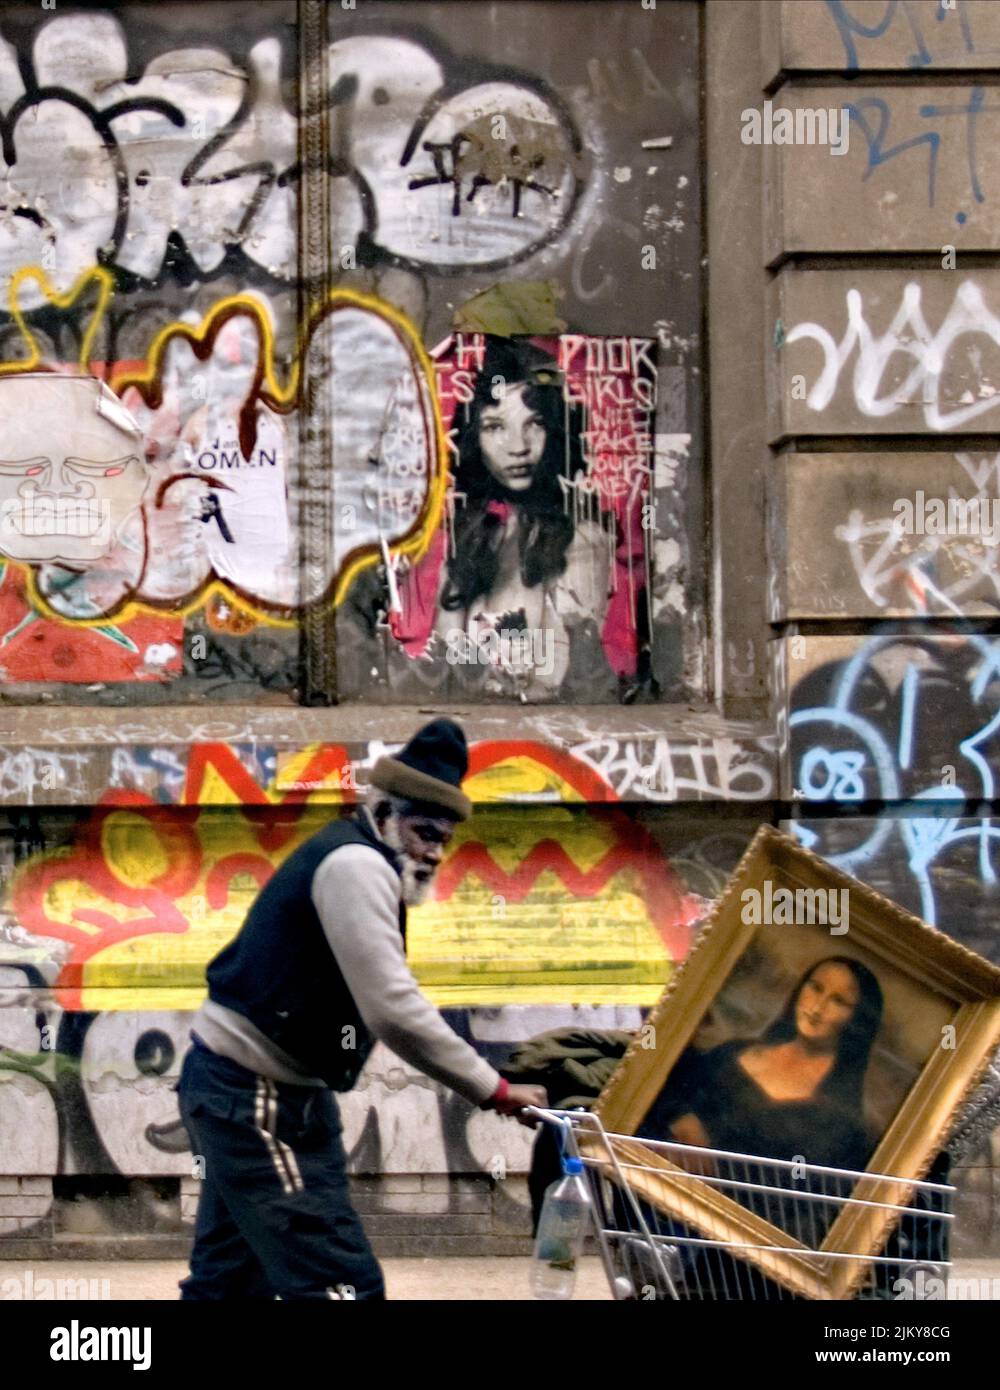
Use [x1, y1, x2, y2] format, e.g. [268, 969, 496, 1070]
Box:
[586, 825, 1000, 1300]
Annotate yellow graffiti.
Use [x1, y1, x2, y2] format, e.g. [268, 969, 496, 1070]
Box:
[9, 737, 696, 1011]
[112, 285, 450, 613]
[463, 757, 590, 804]
[2, 264, 114, 376]
[100, 811, 173, 887]
[407, 806, 676, 1007]
[80, 808, 335, 1011]
[2, 267, 447, 627]
[11, 802, 688, 1011]
[21, 573, 291, 633]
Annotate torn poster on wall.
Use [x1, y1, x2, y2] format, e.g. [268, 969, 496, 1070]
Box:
[341, 332, 657, 702]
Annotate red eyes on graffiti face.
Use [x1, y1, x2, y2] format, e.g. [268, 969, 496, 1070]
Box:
[0, 452, 145, 557]
[2, 457, 134, 487]
[478, 384, 546, 492]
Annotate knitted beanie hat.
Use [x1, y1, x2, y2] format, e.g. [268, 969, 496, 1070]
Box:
[370, 718, 472, 821]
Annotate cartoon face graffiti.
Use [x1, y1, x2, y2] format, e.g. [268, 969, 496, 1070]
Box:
[0, 375, 148, 564]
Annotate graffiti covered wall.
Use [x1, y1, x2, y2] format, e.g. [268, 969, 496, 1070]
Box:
[0, 788, 755, 1242]
[0, 0, 714, 1251]
[0, 0, 703, 705]
[760, 0, 1000, 1248]
[781, 633, 1000, 964]
[4, 0, 1000, 1260]
[765, 2, 1000, 970]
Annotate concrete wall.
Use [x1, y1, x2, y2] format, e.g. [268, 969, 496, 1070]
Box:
[754, 0, 1000, 1245]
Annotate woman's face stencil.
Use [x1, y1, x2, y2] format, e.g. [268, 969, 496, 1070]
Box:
[477, 382, 546, 493]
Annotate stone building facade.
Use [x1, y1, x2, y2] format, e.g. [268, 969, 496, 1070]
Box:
[0, 0, 998, 1261]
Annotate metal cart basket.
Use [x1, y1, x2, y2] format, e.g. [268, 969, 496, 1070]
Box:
[528, 1107, 955, 1301]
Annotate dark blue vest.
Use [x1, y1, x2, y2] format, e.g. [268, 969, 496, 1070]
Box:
[206, 813, 405, 1090]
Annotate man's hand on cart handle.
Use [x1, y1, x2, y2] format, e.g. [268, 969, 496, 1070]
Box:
[486, 1078, 548, 1126]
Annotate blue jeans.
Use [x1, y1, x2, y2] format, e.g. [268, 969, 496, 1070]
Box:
[176, 1037, 385, 1300]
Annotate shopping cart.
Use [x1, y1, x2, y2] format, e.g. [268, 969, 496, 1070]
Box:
[526, 1107, 955, 1301]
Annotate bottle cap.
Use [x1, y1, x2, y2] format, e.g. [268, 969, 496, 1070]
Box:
[562, 1156, 584, 1175]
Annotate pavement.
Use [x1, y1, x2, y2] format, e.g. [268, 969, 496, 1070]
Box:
[2, 1257, 999, 1300]
[0, 1256, 613, 1301]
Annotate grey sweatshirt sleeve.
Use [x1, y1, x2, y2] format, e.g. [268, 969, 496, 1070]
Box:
[311, 845, 501, 1106]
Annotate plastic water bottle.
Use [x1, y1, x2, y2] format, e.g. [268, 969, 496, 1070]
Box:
[530, 1157, 592, 1300]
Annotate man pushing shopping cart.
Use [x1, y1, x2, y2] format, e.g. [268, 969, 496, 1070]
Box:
[176, 718, 546, 1301]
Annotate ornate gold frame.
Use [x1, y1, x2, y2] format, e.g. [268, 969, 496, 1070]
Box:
[587, 825, 1000, 1300]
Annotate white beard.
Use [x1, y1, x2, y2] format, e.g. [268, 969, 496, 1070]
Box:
[380, 812, 435, 907]
[399, 862, 433, 907]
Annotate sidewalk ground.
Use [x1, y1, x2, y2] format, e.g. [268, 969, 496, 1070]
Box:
[0, 1256, 611, 1300]
[1, 1257, 999, 1300]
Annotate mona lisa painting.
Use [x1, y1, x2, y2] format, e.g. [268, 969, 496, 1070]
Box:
[588, 826, 1000, 1300]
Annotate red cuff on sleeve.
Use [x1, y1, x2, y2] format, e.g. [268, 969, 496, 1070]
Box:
[493, 1077, 510, 1104]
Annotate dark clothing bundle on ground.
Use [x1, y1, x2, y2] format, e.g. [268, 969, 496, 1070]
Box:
[500, 1026, 633, 1228]
[500, 1026, 634, 1108]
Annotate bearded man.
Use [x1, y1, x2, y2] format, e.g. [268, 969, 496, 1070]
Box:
[176, 718, 545, 1300]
